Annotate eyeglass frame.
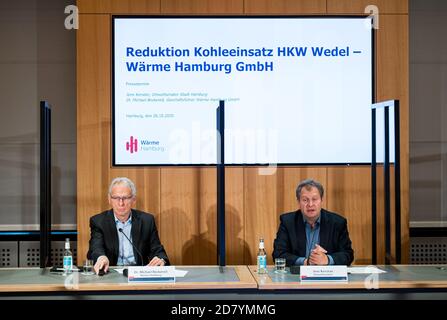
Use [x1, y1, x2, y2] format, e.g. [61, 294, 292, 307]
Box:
[110, 195, 134, 202]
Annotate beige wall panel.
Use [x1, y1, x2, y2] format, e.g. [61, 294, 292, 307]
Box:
[244, 168, 279, 265]
[161, 168, 200, 265]
[375, 166, 385, 265]
[376, 15, 409, 262]
[327, 167, 372, 265]
[77, 14, 111, 262]
[375, 166, 387, 265]
[161, 168, 217, 265]
[327, 0, 408, 14]
[389, 166, 396, 263]
[77, 1, 409, 265]
[225, 168, 247, 264]
[161, 167, 246, 265]
[375, 166, 401, 264]
[132, 169, 161, 226]
[77, 15, 163, 262]
[77, 0, 160, 14]
[161, 0, 243, 14]
[244, 0, 326, 14]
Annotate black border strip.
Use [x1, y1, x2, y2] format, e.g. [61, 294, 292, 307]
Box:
[410, 227, 447, 237]
[217, 100, 225, 266]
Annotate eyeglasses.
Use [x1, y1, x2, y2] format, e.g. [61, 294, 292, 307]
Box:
[300, 198, 320, 205]
[110, 195, 134, 202]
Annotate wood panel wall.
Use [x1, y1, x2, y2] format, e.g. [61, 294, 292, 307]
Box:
[77, 0, 409, 265]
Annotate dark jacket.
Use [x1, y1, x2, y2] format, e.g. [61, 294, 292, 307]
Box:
[272, 209, 354, 266]
[87, 209, 170, 265]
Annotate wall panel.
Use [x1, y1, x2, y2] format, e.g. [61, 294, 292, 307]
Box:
[327, 167, 372, 265]
[77, 0, 409, 265]
[376, 15, 410, 262]
[161, 168, 208, 265]
[161, 0, 243, 14]
[225, 168, 247, 264]
[77, 14, 111, 260]
[78, 0, 160, 14]
[244, 168, 278, 264]
[327, 0, 408, 14]
[245, 0, 326, 14]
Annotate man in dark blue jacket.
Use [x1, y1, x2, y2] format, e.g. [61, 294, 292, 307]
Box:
[273, 179, 354, 266]
[88, 177, 169, 274]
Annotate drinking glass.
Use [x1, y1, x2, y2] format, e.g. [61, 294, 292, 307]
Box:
[82, 259, 94, 275]
[274, 258, 286, 273]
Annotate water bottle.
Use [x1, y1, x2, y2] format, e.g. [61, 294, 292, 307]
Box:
[257, 238, 267, 274]
[63, 238, 73, 274]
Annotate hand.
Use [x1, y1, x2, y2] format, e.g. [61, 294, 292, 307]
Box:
[147, 256, 166, 266]
[313, 244, 327, 254]
[308, 251, 329, 265]
[94, 255, 110, 274]
[309, 245, 329, 265]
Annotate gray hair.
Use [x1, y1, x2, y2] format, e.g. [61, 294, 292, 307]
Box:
[296, 179, 324, 199]
[108, 177, 137, 197]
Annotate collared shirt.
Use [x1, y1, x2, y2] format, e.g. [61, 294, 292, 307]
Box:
[114, 213, 136, 266]
[295, 215, 334, 265]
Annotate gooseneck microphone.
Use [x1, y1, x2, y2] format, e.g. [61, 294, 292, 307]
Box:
[118, 228, 144, 277]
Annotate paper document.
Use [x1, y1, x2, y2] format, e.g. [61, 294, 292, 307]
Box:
[174, 269, 188, 277]
[347, 267, 386, 274]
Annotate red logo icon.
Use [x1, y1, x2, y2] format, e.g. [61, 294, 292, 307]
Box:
[126, 136, 138, 153]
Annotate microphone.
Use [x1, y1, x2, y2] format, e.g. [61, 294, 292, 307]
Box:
[118, 228, 144, 277]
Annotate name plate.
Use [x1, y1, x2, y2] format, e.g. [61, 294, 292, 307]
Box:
[128, 266, 176, 283]
[300, 266, 348, 282]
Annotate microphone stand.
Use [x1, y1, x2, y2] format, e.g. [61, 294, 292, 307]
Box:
[119, 228, 144, 277]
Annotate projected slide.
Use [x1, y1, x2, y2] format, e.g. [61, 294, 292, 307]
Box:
[113, 17, 373, 165]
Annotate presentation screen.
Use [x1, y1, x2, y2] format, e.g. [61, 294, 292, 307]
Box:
[113, 16, 374, 165]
